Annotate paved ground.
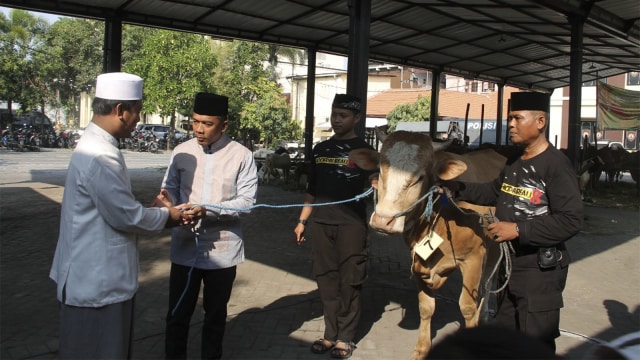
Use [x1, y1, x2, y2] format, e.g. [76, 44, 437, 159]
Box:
[0, 147, 638, 359]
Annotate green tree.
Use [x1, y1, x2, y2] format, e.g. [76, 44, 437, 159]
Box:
[0, 9, 49, 115]
[267, 45, 306, 82]
[241, 78, 292, 147]
[386, 95, 432, 132]
[124, 27, 217, 138]
[42, 17, 103, 126]
[212, 40, 299, 147]
[212, 40, 271, 139]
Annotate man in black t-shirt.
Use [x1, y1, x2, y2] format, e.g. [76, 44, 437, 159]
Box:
[447, 92, 583, 353]
[294, 94, 376, 359]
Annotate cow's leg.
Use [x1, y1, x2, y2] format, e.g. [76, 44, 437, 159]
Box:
[457, 254, 484, 328]
[412, 284, 436, 360]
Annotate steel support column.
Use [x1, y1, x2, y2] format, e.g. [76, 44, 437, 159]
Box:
[346, 0, 370, 139]
[103, 16, 122, 72]
[429, 70, 441, 140]
[496, 84, 505, 145]
[304, 49, 317, 160]
[567, 15, 584, 169]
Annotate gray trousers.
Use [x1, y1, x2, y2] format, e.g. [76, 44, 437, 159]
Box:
[58, 298, 134, 359]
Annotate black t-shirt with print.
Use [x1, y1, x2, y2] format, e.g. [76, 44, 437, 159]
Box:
[458, 145, 583, 254]
[307, 136, 375, 224]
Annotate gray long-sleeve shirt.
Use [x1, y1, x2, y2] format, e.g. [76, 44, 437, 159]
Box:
[162, 135, 258, 269]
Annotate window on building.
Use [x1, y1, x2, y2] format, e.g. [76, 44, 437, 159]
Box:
[628, 71, 640, 85]
[482, 81, 494, 92]
[471, 81, 479, 93]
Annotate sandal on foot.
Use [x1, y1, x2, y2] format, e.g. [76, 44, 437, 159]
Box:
[310, 339, 335, 354]
[330, 341, 355, 359]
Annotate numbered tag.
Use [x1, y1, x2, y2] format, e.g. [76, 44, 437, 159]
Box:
[414, 231, 445, 261]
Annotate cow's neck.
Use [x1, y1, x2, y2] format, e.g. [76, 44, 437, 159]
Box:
[404, 201, 443, 248]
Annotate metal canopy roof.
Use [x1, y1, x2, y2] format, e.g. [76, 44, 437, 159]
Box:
[3, 0, 639, 92]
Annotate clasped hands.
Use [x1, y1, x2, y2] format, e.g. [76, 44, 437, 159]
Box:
[151, 189, 205, 227]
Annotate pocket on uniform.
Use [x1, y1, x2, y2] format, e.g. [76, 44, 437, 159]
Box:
[527, 268, 567, 312]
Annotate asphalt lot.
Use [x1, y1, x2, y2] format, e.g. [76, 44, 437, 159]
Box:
[0, 147, 638, 359]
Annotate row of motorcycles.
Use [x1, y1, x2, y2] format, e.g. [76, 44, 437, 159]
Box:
[121, 130, 160, 153]
[1, 128, 81, 152]
[120, 130, 191, 153]
[2, 127, 191, 153]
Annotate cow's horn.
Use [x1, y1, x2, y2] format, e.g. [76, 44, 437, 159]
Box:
[432, 139, 453, 152]
[374, 127, 388, 142]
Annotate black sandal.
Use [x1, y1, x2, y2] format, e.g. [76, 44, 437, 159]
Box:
[310, 339, 335, 354]
[330, 341, 355, 359]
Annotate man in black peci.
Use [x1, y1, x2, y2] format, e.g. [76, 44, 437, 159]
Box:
[444, 91, 583, 353]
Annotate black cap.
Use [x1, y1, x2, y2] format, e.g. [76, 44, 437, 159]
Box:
[193, 92, 228, 116]
[510, 92, 550, 112]
[332, 94, 361, 112]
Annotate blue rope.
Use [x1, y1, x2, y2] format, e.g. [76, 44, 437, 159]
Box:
[192, 187, 374, 212]
[391, 185, 441, 220]
[170, 186, 374, 316]
[170, 233, 198, 317]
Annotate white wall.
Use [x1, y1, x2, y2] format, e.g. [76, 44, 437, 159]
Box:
[291, 73, 391, 123]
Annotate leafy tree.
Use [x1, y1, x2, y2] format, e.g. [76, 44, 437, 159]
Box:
[213, 40, 299, 147]
[212, 40, 270, 139]
[124, 27, 217, 138]
[0, 9, 49, 115]
[386, 95, 432, 132]
[42, 18, 103, 125]
[241, 78, 292, 147]
[267, 45, 306, 82]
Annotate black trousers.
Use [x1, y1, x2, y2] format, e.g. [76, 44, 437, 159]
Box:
[165, 263, 237, 360]
[495, 263, 568, 353]
[310, 221, 368, 343]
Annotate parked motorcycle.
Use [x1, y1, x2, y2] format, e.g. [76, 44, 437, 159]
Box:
[25, 129, 41, 151]
[1, 130, 9, 148]
[42, 130, 56, 148]
[1, 130, 19, 150]
[135, 130, 159, 153]
[2, 129, 26, 152]
[158, 132, 191, 150]
[56, 130, 81, 149]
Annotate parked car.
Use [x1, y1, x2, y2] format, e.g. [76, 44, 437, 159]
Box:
[9, 111, 54, 134]
[135, 124, 188, 140]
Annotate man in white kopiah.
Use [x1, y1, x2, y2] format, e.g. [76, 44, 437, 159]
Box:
[49, 72, 202, 359]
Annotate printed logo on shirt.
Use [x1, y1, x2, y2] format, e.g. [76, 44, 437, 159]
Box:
[316, 156, 349, 166]
[501, 183, 544, 205]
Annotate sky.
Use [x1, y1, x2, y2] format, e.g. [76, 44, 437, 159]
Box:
[1, 6, 65, 23]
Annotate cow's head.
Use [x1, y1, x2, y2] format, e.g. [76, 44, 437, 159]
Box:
[350, 131, 467, 234]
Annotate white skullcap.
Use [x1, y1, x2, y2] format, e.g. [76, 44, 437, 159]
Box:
[95, 72, 143, 100]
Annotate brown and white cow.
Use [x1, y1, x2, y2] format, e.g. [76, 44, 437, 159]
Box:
[351, 130, 506, 359]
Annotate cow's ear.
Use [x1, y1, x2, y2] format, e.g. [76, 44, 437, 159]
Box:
[349, 148, 379, 170]
[435, 153, 467, 180]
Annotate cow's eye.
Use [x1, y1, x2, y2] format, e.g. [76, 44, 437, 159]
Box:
[405, 175, 423, 189]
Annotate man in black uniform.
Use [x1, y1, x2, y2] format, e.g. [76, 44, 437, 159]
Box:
[293, 94, 376, 359]
[446, 91, 583, 353]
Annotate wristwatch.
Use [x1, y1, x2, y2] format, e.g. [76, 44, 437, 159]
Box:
[298, 219, 308, 225]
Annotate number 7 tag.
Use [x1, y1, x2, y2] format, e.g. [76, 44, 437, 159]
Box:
[414, 231, 445, 261]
